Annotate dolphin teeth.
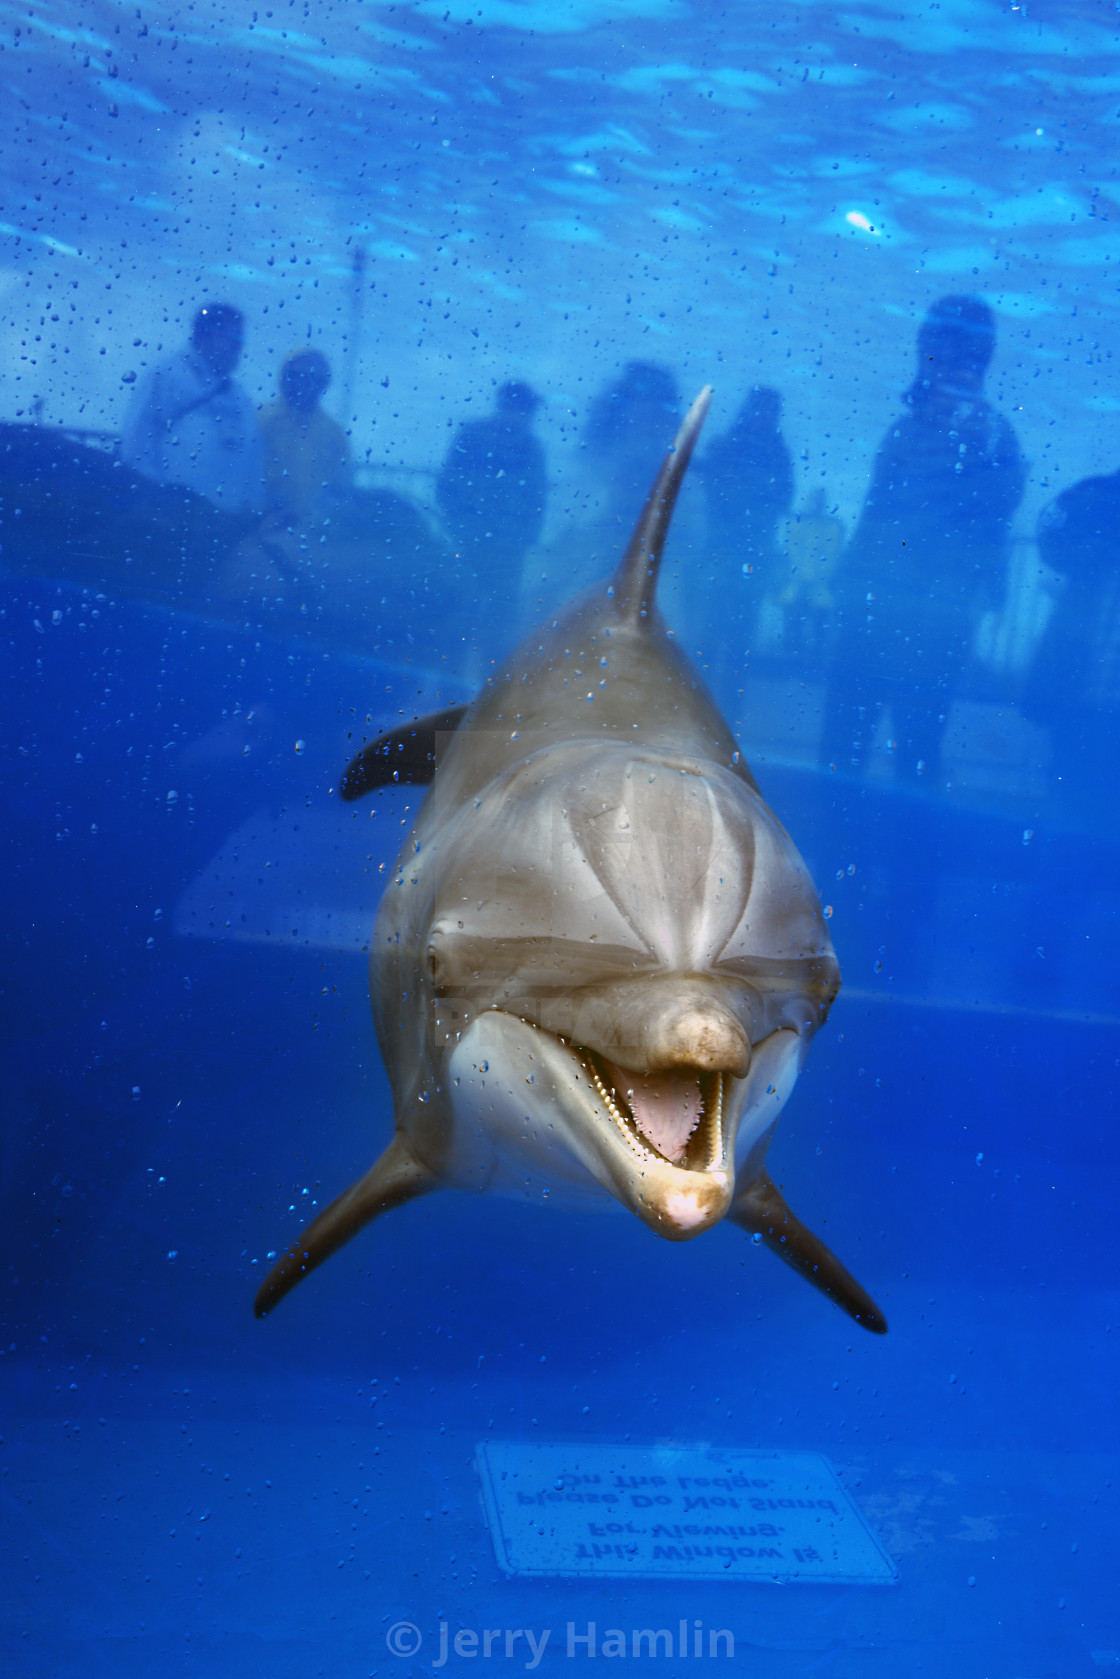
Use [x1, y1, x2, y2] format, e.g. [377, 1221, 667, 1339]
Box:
[582, 1050, 725, 1173]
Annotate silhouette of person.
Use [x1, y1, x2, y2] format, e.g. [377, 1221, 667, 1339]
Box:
[699, 386, 794, 581]
[583, 361, 682, 533]
[760, 487, 845, 666]
[259, 348, 351, 526]
[1023, 468, 1120, 814]
[436, 381, 547, 572]
[121, 303, 264, 515]
[822, 295, 1024, 781]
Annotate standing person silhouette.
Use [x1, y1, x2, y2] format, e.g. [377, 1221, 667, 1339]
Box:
[436, 381, 548, 578]
[695, 385, 795, 678]
[583, 361, 682, 537]
[259, 347, 351, 528]
[1024, 466, 1120, 820]
[699, 386, 794, 582]
[121, 303, 264, 516]
[822, 295, 1024, 782]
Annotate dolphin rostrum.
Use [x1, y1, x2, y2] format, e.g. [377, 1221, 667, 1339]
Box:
[255, 388, 886, 1334]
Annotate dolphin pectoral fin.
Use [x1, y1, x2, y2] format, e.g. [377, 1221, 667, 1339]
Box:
[339, 704, 470, 799]
[728, 1174, 888, 1335]
[254, 1136, 437, 1318]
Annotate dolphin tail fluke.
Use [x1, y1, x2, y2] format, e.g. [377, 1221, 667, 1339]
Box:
[729, 1173, 888, 1335]
[613, 384, 712, 625]
[254, 1136, 437, 1318]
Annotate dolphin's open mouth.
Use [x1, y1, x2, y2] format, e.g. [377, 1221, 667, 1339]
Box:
[582, 1051, 725, 1172]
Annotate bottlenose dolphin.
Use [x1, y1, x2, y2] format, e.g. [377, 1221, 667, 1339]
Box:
[255, 389, 886, 1334]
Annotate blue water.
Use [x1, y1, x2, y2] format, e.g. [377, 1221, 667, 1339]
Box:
[3, 2, 1119, 1675]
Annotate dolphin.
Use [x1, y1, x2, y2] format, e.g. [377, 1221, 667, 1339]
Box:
[255, 388, 886, 1334]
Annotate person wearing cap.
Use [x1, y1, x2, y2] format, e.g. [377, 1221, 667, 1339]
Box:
[121, 303, 265, 516]
[259, 347, 352, 527]
[822, 294, 1024, 782]
[436, 380, 548, 575]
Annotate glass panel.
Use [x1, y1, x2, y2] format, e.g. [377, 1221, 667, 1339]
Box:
[3, 2, 1115, 1674]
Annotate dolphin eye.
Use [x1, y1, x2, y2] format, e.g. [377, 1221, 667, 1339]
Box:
[426, 947, 448, 992]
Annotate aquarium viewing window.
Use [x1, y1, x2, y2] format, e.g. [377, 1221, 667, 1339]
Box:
[1, 1, 1117, 1676]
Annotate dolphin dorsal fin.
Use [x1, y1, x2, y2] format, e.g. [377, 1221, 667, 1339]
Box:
[612, 384, 713, 626]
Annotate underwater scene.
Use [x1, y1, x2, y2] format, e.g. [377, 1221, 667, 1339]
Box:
[2, 0, 1119, 1673]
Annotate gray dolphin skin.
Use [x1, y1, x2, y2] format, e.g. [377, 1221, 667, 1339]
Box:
[255, 389, 886, 1334]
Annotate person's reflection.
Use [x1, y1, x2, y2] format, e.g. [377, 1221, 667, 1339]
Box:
[121, 302, 264, 516]
[759, 487, 845, 667]
[259, 347, 352, 527]
[822, 295, 1024, 783]
[436, 380, 548, 577]
[699, 386, 794, 585]
[584, 360, 682, 536]
[1023, 465, 1120, 821]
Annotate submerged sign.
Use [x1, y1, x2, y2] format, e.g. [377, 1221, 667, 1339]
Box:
[476, 1442, 896, 1585]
